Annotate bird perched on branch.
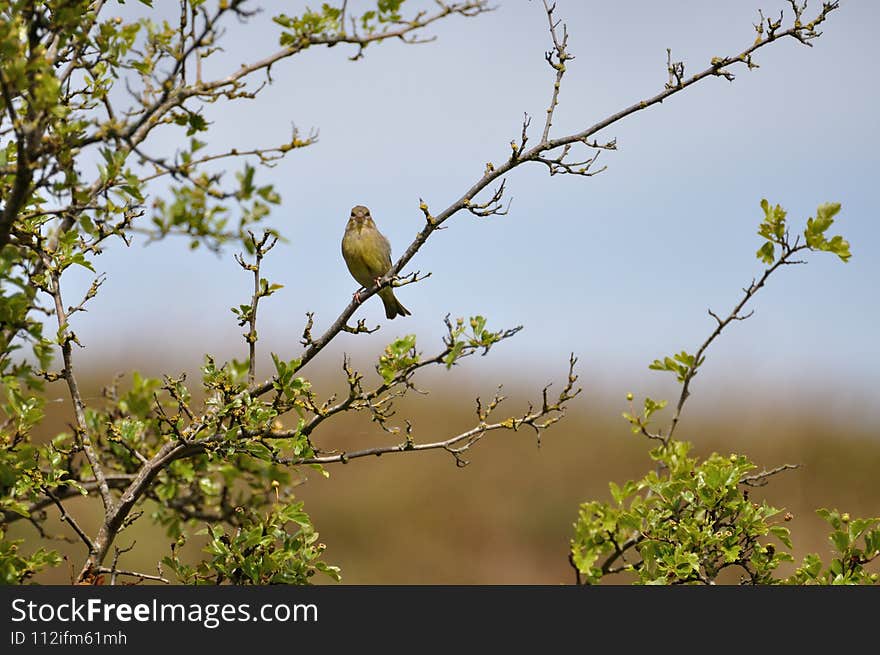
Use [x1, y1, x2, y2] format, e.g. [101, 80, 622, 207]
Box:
[341, 205, 411, 319]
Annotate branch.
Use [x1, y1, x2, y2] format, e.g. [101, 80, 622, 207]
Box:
[96, 566, 169, 585]
[740, 463, 801, 487]
[66, 274, 106, 317]
[1, 474, 135, 525]
[540, 0, 573, 143]
[283, 355, 579, 468]
[665, 242, 810, 442]
[44, 488, 95, 554]
[137, 136, 316, 185]
[44, 262, 114, 513]
[108, 540, 135, 586]
[234, 231, 278, 385]
[207, 3, 493, 85]
[534, 144, 607, 177]
[596, 534, 644, 581]
[273, 317, 525, 444]
[0, 70, 38, 249]
[465, 179, 509, 217]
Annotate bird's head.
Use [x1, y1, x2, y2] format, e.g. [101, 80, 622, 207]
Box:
[349, 205, 373, 229]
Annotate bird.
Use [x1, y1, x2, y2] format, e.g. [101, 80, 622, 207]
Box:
[341, 205, 411, 319]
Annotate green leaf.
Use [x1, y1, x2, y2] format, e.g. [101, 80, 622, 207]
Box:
[643, 397, 667, 420]
[769, 525, 793, 549]
[804, 203, 850, 261]
[378, 334, 418, 383]
[756, 241, 775, 264]
[829, 530, 850, 554]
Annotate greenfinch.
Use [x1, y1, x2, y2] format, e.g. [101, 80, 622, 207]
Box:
[341, 205, 411, 319]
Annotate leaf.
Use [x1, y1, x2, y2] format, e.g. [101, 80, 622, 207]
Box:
[826, 235, 851, 262]
[829, 530, 850, 554]
[757, 241, 775, 264]
[609, 481, 623, 505]
[769, 525, 793, 549]
[812, 202, 841, 235]
[643, 397, 667, 420]
[444, 341, 464, 369]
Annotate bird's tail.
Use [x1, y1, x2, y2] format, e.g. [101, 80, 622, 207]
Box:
[379, 288, 411, 319]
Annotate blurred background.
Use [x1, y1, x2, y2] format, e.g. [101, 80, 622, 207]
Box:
[8, 0, 880, 583]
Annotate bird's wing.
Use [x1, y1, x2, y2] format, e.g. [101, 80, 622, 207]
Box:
[378, 232, 393, 267]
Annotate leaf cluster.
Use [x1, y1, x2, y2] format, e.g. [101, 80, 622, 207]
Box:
[571, 440, 879, 585]
[164, 500, 339, 585]
[571, 441, 795, 584]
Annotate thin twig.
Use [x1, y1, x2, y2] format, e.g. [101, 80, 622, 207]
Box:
[741, 463, 801, 487]
[540, 0, 573, 143]
[666, 243, 809, 442]
[96, 566, 169, 584]
[283, 356, 579, 467]
[45, 261, 114, 512]
[109, 541, 136, 586]
[235, 231, 278, 385]
[45, 488, 95, 553]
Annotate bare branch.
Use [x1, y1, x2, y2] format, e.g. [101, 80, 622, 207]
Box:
[282, 354, 580, 467]
[665, 242, 810, 442]
[540, 0, 574, 143]
[234, 230, 278, 385]
[44, 260, 114, 513]
[535, 144, 606, 177]
[44, 488, 95, 554]
[466, 179, 510, 217]
[340, 319, 380, 336]
[741, 463, 801, 487]
[67, 274, 106, 317]
[271, 318, 526, 445]
[199, 2, 494, 95]
[137, 133, 317, 185]
[96, 566, 169, 585]
[392, 270, 432, 288]
[666, 48, 685, 89]
[109, 541, 136, 586]
[300, 312, 316, 347]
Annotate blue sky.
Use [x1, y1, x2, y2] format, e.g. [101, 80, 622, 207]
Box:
[63, 1, 879, 422]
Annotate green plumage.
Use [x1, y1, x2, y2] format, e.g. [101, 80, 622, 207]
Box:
[341, 205, 411, 319]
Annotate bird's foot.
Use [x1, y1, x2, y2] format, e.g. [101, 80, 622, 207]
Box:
[353, 288, 365, 304]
